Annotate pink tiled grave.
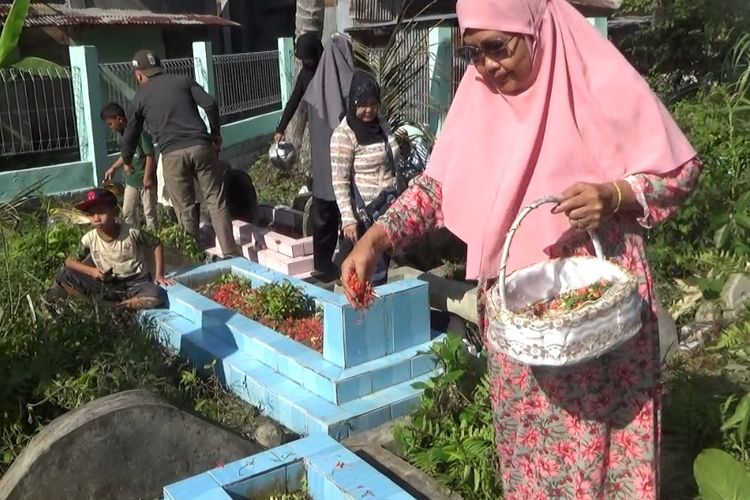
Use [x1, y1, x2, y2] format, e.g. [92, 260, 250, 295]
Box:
[209, 205, 314, 278]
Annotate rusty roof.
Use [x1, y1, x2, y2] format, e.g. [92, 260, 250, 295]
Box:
[0, 4, 240, 28]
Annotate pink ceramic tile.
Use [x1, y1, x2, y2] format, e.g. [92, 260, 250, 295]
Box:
[272, 206, 297, 228]
[257, 249, 287, 274]
[264, 232, 306, 258]
[301, 236, 314, 256]
[231, 220, 254, 243]
[286, 255, 314, 276]
[241, 242, 258, 261]
[205, 246, 223, 258]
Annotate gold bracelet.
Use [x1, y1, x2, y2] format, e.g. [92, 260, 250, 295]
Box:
[612, 181, 623, 214]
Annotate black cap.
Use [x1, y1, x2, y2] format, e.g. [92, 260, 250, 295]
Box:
[131, 49, 162, 77]
[75, 188, 117, 213]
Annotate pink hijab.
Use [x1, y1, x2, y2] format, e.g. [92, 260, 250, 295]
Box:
[425, 0, 696, 280]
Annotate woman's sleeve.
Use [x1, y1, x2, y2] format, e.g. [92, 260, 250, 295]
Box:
[330, 127, 357, 228]
[624, 156, 704, 228]
[276, 75, 306, 134]
[376, 174, 444, 249]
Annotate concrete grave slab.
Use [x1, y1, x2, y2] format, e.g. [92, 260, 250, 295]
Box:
[164, 435, 416, 500]
[142, 258, 443, 440]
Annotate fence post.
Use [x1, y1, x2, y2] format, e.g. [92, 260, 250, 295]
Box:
[428, 26, 453, 135]
[587, 17, 608, 38]
[192, 41, 216, 95]
[277, 37, 295, 109]
[192, 41, 216, 128]
[69, 45, 107, 185]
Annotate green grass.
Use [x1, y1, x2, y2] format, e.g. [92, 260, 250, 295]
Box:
[0, 204, 259, 474]
[249, 155, 307, 207]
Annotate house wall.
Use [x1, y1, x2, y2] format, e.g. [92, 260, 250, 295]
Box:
[17, 28, 72, 66]
[227, 0, 294, 52]
[72, 27, 166, 62]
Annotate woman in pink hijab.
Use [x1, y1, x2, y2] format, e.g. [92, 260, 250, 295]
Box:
[342, 0, 702, 498]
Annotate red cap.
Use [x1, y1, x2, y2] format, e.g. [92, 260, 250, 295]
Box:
[75, 188, 117, 212]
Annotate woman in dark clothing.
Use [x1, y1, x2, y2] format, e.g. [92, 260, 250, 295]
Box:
[273, 32, 324, 143]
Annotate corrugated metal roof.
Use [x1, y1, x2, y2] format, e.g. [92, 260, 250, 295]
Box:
[0, 4, 240, 28]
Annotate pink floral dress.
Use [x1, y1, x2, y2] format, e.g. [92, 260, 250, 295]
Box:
[377, 158, 703, 500]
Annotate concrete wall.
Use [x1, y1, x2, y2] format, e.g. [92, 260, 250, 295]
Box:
[72, 26, 166, 62]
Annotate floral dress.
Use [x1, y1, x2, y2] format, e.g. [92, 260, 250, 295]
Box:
[377, 158, 703, 500]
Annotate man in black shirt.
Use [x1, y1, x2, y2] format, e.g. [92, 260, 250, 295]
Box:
[121, 49, 237, 257]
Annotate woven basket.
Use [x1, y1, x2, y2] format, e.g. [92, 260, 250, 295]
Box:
[486, 196, 643, 366]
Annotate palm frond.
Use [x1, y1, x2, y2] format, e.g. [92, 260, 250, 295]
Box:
[731, 34, 750, 98]
[0, 177, 48, 230]
[352, 0, 440, 143]
[47, 207, 90, 226]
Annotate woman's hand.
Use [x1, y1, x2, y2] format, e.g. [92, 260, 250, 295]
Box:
[552, 182, 617, 231]
[343, 223, 359, 243]
[341, 228, 389, 306]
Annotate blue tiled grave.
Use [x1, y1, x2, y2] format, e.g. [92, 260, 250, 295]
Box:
[143, 258, 443, 440]
[163, 435, 415, 499]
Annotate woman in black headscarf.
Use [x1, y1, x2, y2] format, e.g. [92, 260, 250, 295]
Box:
[330, 70, 399, 285]
[273, 32, 324, 143]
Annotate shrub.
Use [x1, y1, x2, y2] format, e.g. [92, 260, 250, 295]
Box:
[394, 335, 502, 499]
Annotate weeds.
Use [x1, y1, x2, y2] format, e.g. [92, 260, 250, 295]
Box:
[394, 335, 502, 499]
[0, 206, 257, 475]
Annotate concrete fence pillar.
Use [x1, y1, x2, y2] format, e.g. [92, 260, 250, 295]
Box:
[69, 45, 107, 184]
[587, 17, 609, 38]
[192, 41, 216, 128]
[428, 26, 453, 135]
[277, 37, 296, 109]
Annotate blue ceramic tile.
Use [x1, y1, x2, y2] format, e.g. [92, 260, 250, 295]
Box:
[334, 372, 372, 403]
[306, 462, 326, 500]
[304, 355, 342, 380]
[344, 406, 392, 436]
[326, 421, 349, 441]
[390, 287, 430, 352]
[390, 394, 421, 420]
[163, 472, 220, 499]
[322, 475, 347, 500]
[370, 358, 412, 393]
[382, 294, 396, 355]
[304, 415, 329, 436]
[300, 365, 336, 402]
[275, 353, 305, 384]
[209, 447, 296, 486]
[285, 460, 306, 493]
[341, 300, 387, 368]
[411, 353, 438, 378]
[167, 295, 201, 325]
[224, 466, 287, 498]
[335, 347, 412, 380]
[287, 435, 340, 457]
[308, 449, 406, 499]
[322, 303, 346, 368]
[273, 393, 305, 434]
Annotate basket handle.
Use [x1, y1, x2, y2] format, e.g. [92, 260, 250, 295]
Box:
[497, 196, 605, 313]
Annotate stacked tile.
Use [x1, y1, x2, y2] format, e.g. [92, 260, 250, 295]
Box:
[206, 208, 315, 278]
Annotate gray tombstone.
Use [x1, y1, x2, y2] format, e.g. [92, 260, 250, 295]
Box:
[0, 390, 262, 500]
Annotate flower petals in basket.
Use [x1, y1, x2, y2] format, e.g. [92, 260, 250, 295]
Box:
[486, 196, 642, 367]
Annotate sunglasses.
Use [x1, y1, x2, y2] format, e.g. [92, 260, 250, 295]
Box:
[457, 37, 518, 65]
